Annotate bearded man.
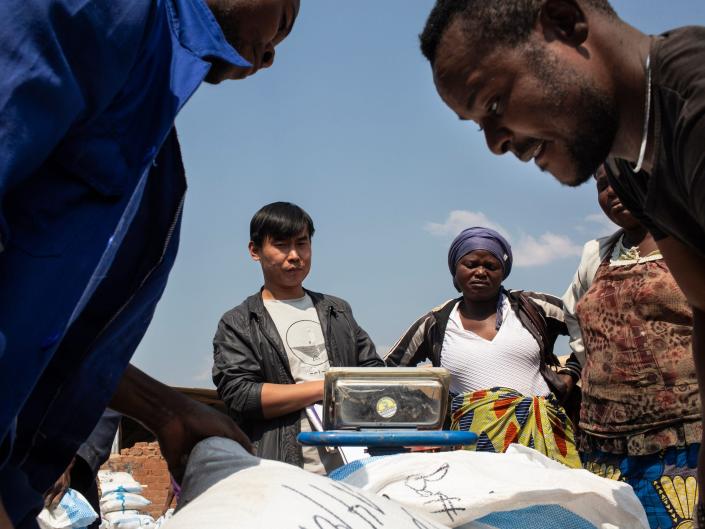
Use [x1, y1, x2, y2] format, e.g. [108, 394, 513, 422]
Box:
[419, 0, 705, 524]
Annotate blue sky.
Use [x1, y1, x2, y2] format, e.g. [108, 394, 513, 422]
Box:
[132, 0, 705, 387]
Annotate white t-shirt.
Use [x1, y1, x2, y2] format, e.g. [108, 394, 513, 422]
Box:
[264, 294, 342, 474]
[440, 296, 550, 397]
[264, 294, 330, 382]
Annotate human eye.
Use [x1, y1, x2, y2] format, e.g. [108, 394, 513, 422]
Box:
[487, 97, 501, 117]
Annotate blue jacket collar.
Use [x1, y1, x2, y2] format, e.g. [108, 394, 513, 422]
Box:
[166, 0, 251, 68]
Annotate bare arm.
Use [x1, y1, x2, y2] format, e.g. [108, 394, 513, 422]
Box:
[0, 497, 13, 529]
[162, 487, 175, 515]
[657, 237, 705, 310]
[656, 237, 705, 406]
[656, 236, 705, 513]
[260, 380, 324, 420]
[110, 364, 252, 482]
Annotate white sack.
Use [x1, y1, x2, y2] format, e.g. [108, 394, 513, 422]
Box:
[164, 437, 449, 529]
[109, 514, 155, 528]
[98, 471, 143, 495]
[36, 488, 98, 529]
[100, 492, 151, 514]
[334, 444, 649, 529]
[103, 510, 140, 523]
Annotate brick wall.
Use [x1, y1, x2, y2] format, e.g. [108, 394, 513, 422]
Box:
[102, 442, 172, 519]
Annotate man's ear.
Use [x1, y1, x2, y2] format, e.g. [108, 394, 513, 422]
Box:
[538, 0, 588, 47]
[248, 241, 261, 261]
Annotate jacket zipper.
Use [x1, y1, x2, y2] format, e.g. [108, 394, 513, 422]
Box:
[86, 192, 185, 348]
[326, 305, 335, 367]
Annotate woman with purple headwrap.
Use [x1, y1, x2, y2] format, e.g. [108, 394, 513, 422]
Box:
[385, 227, 581, 467]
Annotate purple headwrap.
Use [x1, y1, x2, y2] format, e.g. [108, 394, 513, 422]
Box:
[447, 226, 513, 279]
[447, 227, 513, 330]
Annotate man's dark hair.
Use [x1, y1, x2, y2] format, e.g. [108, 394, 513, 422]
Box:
[250, 202, 315, 248]
[419, 0, 616, 65]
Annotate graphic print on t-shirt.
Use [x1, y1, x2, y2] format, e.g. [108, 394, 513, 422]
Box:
[286, 320, 328, 367]
[264, 295, 330, 381]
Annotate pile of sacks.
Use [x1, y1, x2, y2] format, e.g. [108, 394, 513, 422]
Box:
[98, 471, 155, 529]
[165, 438, 650, 529]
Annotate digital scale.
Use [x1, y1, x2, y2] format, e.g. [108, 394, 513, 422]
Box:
[297, 367, 477, 457]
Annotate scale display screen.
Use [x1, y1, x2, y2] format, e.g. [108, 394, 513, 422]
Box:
[322, 368, 450, 430]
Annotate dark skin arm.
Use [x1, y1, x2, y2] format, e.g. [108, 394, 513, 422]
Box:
[109, 364, 253, 482]
[558, 373, 576, 395]
[657, 237, 705, 311]
[43, 457, 75, 509]
[0, 498, 13, 529]
[656, 236, 705, 506]
[162, 487, 175, 515]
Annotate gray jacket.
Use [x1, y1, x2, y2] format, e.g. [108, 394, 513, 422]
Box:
[212, 289, 382, 466]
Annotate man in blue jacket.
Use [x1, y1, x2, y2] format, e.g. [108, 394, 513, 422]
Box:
[0, 0, 300, 526]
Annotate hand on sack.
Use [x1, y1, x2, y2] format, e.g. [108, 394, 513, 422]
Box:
[153, 392, 253, 483]
[110, 365, 253, 484]
[43, 457, 75, 509]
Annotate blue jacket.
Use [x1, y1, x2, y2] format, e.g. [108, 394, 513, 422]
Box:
[0, 0, 248, 525]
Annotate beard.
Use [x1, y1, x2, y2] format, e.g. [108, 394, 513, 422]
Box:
[526, 45, 619, 187]
[563, 81, 619, 187]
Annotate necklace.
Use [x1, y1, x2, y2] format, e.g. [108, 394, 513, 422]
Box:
[632, 54, 651, 173]
[611, 233, 662, 264]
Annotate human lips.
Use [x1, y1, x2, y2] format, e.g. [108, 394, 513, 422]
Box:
[516, 140, 546, 164]
[609, 200, 626, 214]
[532, 141, 546, 162]
[531, 141, 551, 172]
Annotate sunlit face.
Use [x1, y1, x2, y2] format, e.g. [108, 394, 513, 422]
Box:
[250, 230, 311, 290]
[432, 21, 618, 187]
[595, 166, 640, 230]
[205, 0, 300, 83]
[454, 249, 504, 302]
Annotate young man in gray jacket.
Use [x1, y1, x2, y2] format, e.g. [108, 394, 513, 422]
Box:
[212, 202, 382, 473]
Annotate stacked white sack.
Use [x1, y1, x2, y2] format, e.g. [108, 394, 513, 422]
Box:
[98, 471, 155, 529]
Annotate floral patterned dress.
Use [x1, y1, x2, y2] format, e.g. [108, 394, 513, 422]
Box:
[576, 240, 700, 529]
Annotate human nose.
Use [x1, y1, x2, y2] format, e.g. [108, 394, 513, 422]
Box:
[483, 121, 512, 156]
[473, 266, 488, 278]
[261, 43, 275, 69]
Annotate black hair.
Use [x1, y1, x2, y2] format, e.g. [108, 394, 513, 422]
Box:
[249, 202, 315, 248]
[419, 0, 617, 65]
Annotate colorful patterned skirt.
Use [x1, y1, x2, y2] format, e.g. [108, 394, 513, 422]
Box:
[449, 387, 581, 468]
[582, 445, 700, 529]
